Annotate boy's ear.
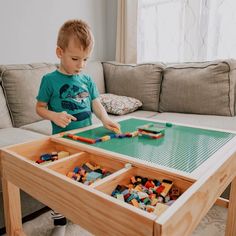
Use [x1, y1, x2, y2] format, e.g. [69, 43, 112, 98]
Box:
[56, 46, 63, 58]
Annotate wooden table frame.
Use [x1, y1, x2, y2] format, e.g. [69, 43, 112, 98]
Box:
[1, 117, 236, 236]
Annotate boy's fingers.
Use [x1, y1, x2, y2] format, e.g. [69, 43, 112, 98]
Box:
[111, 126, 121, 134]
[69, 115, 77, 121]
[61, 111, 76, 121]
[115, 123, 121, 130]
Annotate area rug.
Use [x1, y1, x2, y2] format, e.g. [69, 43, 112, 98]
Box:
[4, 205, 227, 236]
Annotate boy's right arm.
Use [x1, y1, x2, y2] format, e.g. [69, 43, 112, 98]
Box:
[36, 101, 76, 128]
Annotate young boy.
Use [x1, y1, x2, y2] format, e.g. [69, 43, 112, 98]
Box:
[36, 19, 120, 236]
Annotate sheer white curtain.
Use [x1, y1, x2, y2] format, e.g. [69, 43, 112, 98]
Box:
[137, 0, 236, 63]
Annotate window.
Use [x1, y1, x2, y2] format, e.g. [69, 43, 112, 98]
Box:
[138, 0, 236, 63]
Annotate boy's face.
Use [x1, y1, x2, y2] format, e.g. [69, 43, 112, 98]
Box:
[56, 39, 92, 75]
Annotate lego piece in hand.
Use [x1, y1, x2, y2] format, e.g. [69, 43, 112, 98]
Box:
[112, 127, 122, 134]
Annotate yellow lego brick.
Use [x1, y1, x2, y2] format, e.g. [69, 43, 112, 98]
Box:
[160, 180, 173, 197]
[101, 135, 110, 141]
[131, 199, 139, 208]
[85, 162, 96, 170]
[112, 127, 122, 134]
[134, 185, 142, 192]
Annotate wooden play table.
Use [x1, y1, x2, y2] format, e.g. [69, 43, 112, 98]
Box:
[1, 117, 236, 236]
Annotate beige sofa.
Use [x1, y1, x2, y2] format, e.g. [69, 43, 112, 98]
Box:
[1, 60, 236, 231]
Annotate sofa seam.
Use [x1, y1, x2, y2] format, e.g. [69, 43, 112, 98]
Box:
[165, 63, 236, 71]
[102, 61, 165, 70]
[0, 70, 15, 127]
[158, 71, 165, 112]
[220, 61, 233, 116]
[223, 61, 234, 116]
[0, 64, 56, 82]
[0, 63, 55, 72]
[166, 63, 221, 70]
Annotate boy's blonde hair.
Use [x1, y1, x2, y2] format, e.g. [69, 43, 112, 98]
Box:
[57, 19, 94, 50]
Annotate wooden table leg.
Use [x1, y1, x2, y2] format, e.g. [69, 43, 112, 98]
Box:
[2, 178, 26, 236]
[225, 177, 236, 236]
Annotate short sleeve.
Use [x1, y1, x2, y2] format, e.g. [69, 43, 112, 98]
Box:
[36, 76, 53, 103]
[87, 76, 99, 100]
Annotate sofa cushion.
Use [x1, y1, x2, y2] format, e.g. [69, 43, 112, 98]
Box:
[0, 63, 57, 127]
[20, 120, 52, 136]
[103, 61, 164, 111]
[0, 85, 12, 128]
[99, 93, 142, 115]
[0, 127, 45, 148]
[159, 60, 236, 116]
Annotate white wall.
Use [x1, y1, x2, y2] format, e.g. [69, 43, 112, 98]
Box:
[0, 0, 117, 64]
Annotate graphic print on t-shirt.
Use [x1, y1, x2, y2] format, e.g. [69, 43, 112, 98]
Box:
[59, 84, 91, 121]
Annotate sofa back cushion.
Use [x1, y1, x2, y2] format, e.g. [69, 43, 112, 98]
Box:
[83, 61, 105, 94]
[0, 63, 56, 127]
[159, 60, 236, 116]
[0, 83, 12, 128]
[103, 61, 164, 111]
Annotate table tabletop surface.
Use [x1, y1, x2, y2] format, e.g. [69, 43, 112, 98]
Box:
[63, 118, 235, 173]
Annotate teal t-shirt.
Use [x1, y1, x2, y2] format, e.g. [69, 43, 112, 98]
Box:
[36, 70, 99, 134]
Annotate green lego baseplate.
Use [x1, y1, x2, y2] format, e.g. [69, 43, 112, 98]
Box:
[63, 118, 235, 173]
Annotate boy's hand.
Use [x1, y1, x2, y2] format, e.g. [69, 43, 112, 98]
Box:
[102, 118, 121, 133]
[52, 111, 77, 128]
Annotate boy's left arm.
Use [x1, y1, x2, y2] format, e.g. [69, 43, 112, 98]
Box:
[92, 98, 120, 132]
